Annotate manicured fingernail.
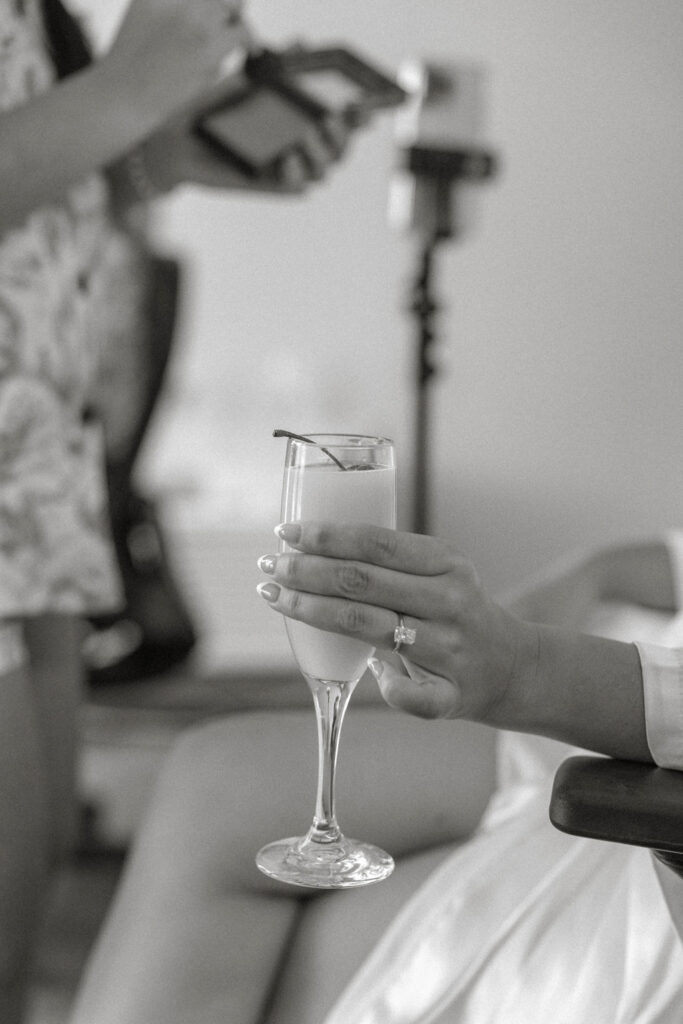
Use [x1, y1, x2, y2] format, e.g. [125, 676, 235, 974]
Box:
[368, 657, 384, 681]
[257, 554, 276, 574]
[274, 522, 302, 544]
[256, 582, 280, 602]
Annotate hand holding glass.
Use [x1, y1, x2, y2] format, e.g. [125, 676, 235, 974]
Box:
[256, 434, 396, 888]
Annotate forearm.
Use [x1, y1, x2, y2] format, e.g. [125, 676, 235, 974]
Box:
[499, 622, 652, 762]
[0, 57, 161, 231]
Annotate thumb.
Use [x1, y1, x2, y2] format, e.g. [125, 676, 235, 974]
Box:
[368, 658, 461, 720]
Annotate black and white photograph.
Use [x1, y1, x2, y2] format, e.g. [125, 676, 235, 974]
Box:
[2, 1, 682, 1021]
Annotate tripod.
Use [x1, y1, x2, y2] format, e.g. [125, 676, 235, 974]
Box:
[405, 144, 497, 534]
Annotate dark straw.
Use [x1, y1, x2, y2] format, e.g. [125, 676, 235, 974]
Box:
[272, 430, 348, 470]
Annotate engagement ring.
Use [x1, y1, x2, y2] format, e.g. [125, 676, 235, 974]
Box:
[393, 614, 417, 654]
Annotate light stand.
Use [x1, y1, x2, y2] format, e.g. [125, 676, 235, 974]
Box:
[405, 143, 496, 534]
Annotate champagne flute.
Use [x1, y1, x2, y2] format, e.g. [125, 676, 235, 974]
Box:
[256, 433, 396, 888]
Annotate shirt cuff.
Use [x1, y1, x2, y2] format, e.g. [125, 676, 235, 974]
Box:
[635, 641, 683, 770]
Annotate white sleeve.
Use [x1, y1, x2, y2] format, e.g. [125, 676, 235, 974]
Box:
[635, 641, 683, 770]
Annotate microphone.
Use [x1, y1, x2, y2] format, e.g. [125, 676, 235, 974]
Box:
[388, 60, 496, 242]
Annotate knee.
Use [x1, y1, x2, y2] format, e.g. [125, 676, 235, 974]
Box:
[139, 715, 287, 891]
[159, 715, 273, 806]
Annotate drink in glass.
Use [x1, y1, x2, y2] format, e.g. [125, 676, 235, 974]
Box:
[256, 433, 396, 888]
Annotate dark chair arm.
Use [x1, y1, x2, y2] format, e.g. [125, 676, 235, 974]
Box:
[549, 755, 683, 878]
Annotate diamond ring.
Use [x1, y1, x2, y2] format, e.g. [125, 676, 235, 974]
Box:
[393, 614, 417, 654]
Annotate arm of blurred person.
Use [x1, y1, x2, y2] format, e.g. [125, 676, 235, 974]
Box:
[257, 523, 663, 764]
[0, 0, 350, 233]
[0, 0, 247, 230]
[125, 97, 352, 201]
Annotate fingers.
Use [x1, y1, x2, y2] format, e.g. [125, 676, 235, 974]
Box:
[368, 658, 461, 719]
[257, 580, 400, 651]
[290, 116, 350, 181]
[273, 111, 352, 185]
[318, 113, 352, 159]
[257, 118, 349, 193]
[256, 579, 445, 663]
[276, 521, 465, 577]
[272, 151, 309, 193]
[297, 125, 331, 180]
[258, 551, 454, 622]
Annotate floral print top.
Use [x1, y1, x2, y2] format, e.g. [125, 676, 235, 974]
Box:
[0, 0, 144, 615]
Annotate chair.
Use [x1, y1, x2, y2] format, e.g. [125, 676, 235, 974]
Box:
[549, 755, 683, 936]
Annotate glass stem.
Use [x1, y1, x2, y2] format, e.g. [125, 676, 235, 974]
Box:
[305, 676, 357, 845]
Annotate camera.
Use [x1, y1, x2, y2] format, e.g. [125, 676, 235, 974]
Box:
[193, 44, 406, 181]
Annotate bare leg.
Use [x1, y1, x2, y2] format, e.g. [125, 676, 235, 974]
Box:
[23, 614, 84, 859]
[263, 842, 454, 1024]
[0, 614, 83, 1023]
[0, 660, 50, 1024]
[71, 708, 495, 1024]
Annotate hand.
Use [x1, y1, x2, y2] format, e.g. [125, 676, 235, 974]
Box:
[105, 0, 252, 124]
[137, 95, 353, 195]
[257, 522, 538, 722]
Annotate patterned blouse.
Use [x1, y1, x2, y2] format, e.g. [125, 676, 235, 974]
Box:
[0, 0, 146, 616]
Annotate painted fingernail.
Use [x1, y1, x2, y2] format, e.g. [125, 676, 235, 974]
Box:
[368, 657, 384, 681]
[257, 554, 276, 575]
[274, 523, 302, 544]
[256, 582, 281, 602]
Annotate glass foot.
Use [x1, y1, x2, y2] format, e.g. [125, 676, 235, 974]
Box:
[256, 834, 395, 889]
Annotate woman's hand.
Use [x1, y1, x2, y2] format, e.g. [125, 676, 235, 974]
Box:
[106, 6, 356, 198]
[257, 522, 539, 723]
[137, 100, 352, 196]
[256, 523, 652, 761]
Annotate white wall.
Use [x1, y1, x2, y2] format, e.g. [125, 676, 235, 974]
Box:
[82, 1, 683, 596]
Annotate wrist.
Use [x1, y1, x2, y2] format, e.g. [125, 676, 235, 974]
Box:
[125, 149, 160, 204]
[488, 618, 542, 732]
[106, 147, 160, 219]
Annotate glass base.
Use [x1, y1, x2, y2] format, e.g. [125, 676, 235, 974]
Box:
[256, 834, 395, 889]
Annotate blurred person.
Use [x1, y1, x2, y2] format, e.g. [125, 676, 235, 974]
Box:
[69, 525, 683, 1023]
[0, 0, 352, 1019]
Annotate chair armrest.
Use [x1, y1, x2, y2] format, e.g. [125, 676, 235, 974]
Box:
[549, 756, 683, 876]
